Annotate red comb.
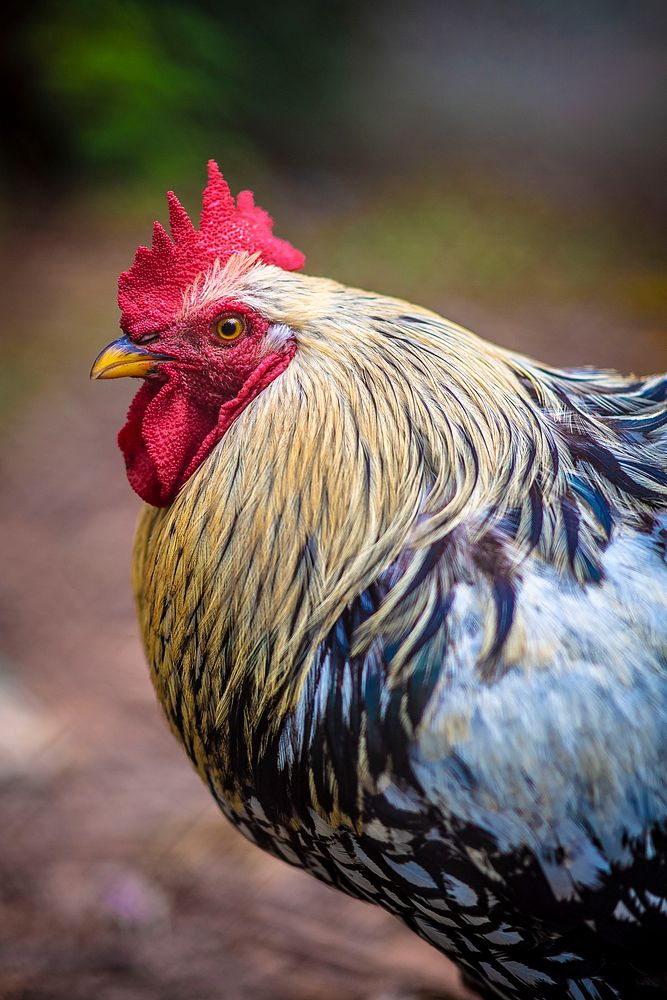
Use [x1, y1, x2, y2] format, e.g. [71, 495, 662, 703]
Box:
[118, 161, 305, 335]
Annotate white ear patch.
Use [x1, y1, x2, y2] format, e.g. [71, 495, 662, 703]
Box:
[263, 323, 294, 354]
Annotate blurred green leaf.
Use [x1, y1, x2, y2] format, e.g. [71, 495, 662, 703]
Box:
[3, 0, 355, 190]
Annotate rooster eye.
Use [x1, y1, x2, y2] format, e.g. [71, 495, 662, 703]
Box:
[215, 315, 245, 341]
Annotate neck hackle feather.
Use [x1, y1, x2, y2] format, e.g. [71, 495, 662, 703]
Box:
[131, 256, 667, 775]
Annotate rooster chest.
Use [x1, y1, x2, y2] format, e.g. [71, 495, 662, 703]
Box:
[207, 769, 485, 949]
[204, 768, 545, 967]
[204, 774, 667, 1000]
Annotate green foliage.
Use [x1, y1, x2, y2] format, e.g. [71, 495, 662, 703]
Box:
[6, 0, 354, 188]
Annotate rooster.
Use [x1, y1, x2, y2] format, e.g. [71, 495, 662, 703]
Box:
[92, 162, 667, 999]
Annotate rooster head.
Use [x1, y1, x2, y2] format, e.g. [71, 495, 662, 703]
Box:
[91, 161, 305, 507]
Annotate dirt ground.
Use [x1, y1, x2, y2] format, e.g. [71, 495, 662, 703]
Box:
[0, 208, 665, 1000]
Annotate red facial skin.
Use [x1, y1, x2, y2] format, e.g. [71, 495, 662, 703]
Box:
[118, 300, 295, 508]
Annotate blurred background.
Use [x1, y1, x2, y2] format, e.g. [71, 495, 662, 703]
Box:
[1, 2, 665, 998]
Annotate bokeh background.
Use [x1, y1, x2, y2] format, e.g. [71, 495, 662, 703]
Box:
[1, 3, 666, 998]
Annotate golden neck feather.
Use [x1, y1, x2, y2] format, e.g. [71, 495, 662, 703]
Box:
[132, 266, 665, 775]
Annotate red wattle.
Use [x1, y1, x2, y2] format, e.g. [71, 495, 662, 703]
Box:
[118, 380, 215, 507]
[118, 346, 295, 507]
[117, 383, 162, 505]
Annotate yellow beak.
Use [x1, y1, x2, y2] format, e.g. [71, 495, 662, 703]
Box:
[90, 334, 173, 380]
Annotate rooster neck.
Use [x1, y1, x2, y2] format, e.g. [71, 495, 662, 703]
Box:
[131, 281, 667, 787]
[131, 345, 432, 782]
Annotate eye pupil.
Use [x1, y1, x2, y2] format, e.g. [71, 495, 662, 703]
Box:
[215, 315, 244, 340]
